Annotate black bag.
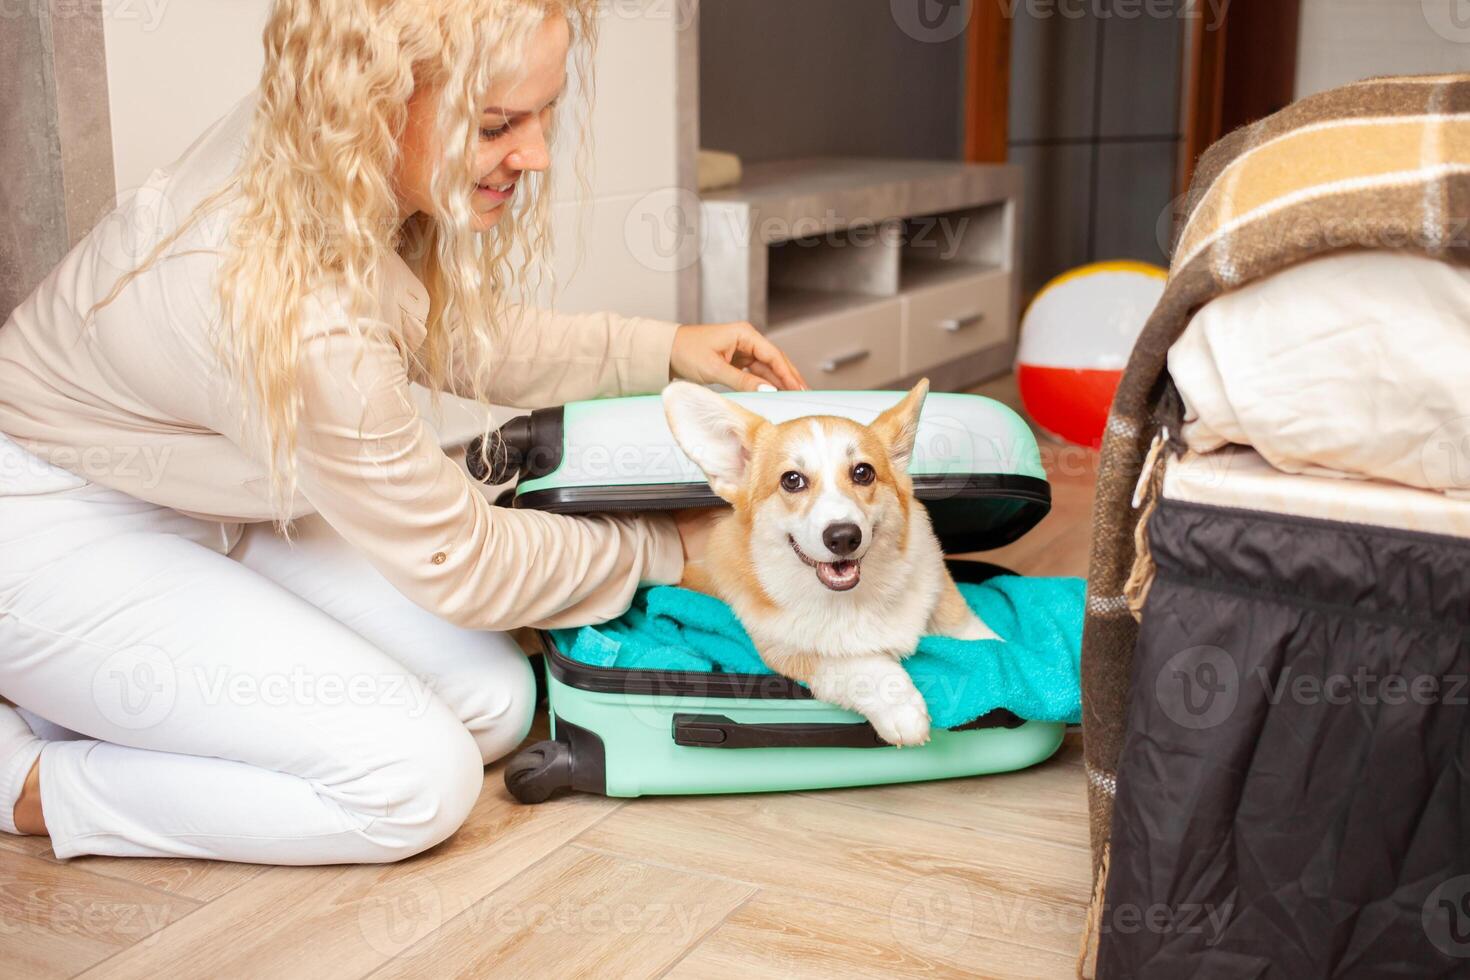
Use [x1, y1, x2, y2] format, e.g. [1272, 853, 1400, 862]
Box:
[1099, 458, 1470, 978]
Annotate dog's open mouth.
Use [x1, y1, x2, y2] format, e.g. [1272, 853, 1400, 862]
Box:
[788, 536, 861, 592]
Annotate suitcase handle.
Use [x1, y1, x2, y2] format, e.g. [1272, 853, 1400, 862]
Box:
[671, 708, 1028, 749]
[673, 713, 886, 749]
[466, 407, 566, 486]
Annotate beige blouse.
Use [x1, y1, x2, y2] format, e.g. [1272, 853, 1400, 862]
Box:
[0, 91, 684, 631]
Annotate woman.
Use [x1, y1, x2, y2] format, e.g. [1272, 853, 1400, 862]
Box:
[0, 0, 803, 864]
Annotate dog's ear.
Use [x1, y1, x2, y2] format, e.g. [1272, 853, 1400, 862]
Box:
[870, 378, 929, 471]
[662, 381, 766, 501]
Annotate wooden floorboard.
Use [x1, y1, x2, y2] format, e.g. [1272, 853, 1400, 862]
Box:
[75, 768, 622, 979]
[797, 739, 1090, 853]
[664, 891, 1076, 980]
[369, 847, 755, 979]
[0, 830, 265, 904]
[0, 374, 1097, 978]
[574, 792, 1088, 960]
[0, 851, 198, 979]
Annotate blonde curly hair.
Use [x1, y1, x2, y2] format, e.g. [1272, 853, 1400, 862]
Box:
[93, 0, 597, 516]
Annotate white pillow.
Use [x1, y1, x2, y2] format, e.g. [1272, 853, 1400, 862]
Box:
[1168, 250, 1470, 496]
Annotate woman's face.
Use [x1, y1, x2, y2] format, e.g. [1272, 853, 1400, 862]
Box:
[396, 13, 569, 233]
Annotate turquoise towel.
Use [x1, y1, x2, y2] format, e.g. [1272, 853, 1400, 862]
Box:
[551, 576, 1084, 727]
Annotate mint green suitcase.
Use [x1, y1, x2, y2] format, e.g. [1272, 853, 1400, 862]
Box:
[466, 390, 1066, 803]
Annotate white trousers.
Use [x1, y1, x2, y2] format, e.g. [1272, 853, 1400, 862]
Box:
[0, 433, 536, 865]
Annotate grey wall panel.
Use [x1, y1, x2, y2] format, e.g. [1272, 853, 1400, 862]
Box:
[0, 9, 69, 324]
[1093, 140, 1177, 267]
[1010, 143, 1093, 296]
[699, 0, 967, 163]
[49, 3, 116, 247]
[1, 3, 114, 325]
[1008, 1, 1182, 294]
[1097, 0, 1184, 138]
[1008, 5, 1100, 142]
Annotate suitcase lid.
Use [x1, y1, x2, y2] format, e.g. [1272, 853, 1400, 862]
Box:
[473, 390, 1051, 553]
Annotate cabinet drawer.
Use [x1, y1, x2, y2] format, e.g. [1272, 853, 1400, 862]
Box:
[900, 271, 1011, 376]
[767, 299, 902, 390]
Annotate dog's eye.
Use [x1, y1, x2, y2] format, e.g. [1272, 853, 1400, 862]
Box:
[780, 471, 807, 492]
[851, 463, 875, 485]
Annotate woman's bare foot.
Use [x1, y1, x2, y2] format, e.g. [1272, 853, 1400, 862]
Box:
[13, 757, 45, 836]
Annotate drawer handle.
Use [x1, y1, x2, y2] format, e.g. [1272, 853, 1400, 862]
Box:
[939, 313, 986, 333]
[819, 349, 871, 373]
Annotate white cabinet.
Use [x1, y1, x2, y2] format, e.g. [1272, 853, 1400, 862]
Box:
[699, 158, 1022, 390]
[762, 298, 905, 392]
[900, 268, 1012, 377]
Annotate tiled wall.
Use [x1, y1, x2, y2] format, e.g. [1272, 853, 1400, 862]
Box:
[698, 0, 968, 164]
[1008, 0, 1185, 296]
[1296, 0, 1470, 98]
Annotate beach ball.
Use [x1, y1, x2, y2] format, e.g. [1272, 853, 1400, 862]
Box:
[1015, 261, 1167, 448]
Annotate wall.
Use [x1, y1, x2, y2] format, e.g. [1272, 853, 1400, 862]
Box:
[0, 3, 114, 323]
[1008, 0, 1187, 296]
[1296, 0, 1470, 99]
[541, 0, 698, 323]
[698, 0, 968, 163]
[0, 8, 68, 325]
[103, 1, 270, 194]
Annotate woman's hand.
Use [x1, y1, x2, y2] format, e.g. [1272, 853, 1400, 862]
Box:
[670, 322, 808, 392]
[673, 506, 722, 568]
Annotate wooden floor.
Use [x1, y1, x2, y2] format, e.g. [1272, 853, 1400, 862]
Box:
[0, 376, 1098, 980]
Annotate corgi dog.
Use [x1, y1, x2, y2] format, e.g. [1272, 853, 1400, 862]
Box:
[661, 379, 998, 747]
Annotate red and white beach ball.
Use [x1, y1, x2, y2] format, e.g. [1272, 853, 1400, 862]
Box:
[1015, 261, 1167, 448]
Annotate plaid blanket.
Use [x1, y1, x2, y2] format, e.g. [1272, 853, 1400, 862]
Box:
[1079, 72, 1470, 965]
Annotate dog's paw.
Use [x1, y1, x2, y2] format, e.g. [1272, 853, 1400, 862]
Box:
[872, 701, 932, 747]
[946, 612, 1001, 643]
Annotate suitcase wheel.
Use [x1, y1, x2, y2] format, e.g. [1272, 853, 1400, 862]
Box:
[504, 739, 573, 804]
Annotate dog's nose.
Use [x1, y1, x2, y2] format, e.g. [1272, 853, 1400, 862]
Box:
[822, 522, 863, 557]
